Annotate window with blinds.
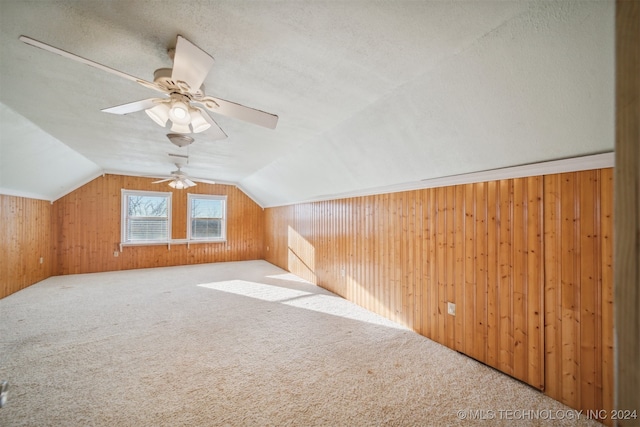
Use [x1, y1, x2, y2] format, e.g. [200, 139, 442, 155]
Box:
[121, 190, 171, 244]
[187, 194, 227, 242]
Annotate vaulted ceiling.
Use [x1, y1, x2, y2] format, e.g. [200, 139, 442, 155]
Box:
[0, 1, 614, 207]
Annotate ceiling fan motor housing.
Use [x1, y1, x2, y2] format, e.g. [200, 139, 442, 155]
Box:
[153, 68, 204, 97]
[166, 133, 194, 147]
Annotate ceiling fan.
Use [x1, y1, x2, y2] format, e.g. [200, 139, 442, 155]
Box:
[19, 35, 278, 139]
[153, 163, 216, 190]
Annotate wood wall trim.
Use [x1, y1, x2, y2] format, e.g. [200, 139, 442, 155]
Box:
[615, 0, 640, 423]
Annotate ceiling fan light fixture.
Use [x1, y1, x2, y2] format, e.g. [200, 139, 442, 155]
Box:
[170, 122, 191, 134]
[169, 179, 186, 189]
[169, 101, 191, 125]
[190, 109, 211, 133]
[145, 103, 170, 127]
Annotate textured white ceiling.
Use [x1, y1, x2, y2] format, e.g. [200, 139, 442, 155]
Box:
[0, 1, 614, 206]
[0, 104, 102, 200]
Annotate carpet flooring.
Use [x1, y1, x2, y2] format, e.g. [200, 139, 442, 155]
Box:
[0, 260, 601, 426]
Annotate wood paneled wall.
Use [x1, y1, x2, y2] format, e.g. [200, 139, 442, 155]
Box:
[265, 169, 613, 417]
[54, 174, 265, 275]
[0, 195, 54, 299]
[544, 170, 614, 415]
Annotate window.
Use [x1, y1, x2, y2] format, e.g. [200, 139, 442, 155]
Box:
[122, 190, 171, 244]
[188, 194, 227, 242]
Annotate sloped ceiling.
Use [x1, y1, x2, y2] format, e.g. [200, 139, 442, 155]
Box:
[0, 1, 614, 207]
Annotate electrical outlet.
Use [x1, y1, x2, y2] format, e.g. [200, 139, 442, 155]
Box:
[113, 251, 119, 257]
[266, 245, 270, 251]
[340, 268, 346, 278]
[447, 302, 456, 316]
[39, 257, 44, 264]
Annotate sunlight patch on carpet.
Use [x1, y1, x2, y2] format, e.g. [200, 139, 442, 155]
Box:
[265, 273, 312, 283]
[197, 279, 405, 329]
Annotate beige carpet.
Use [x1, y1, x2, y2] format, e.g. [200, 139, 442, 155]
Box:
[0, 260, 601, 426]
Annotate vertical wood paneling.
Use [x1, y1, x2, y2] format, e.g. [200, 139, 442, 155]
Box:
[527, 177, 544, 390]
[498, 180, 514, 376]
[544, 174, 562, 400]
[513, 178, 527, 382]
[544, 170, 613, 422]
[425, 189, 437, 340]
[370, 195, 379, 316]
[561, 173, 580, 408]
[454, 185, 465, 352]
[264, 204, 291, 268]
[413, 191, 423, 334]
[265, 168, 613, 415]
[579, 170, 599, 412]
[54, 174, 265, 275]
[474, 182, 488, 363]
[0, 195, 54, 299]
[393, 192, 400, 323]
[486, 181, 499, 369]
[600, 168, 614, 419]
[464, 184, 476, 359]
[436, 188, 447, 345]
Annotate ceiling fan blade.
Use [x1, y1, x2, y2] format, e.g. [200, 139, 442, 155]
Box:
[201, 97, 278, 129]
[171, 35, 214, 94]
[196, 107, 227, 140]
[102, 98, 159, 115]
[19, 36, 161, 91]
[184, 178, 197, 187]
[194, 178, 217, 185]
[152, 178, 172, 184]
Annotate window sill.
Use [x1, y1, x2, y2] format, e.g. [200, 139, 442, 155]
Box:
[119, 239, 227, 251]
[187, 238, 227, 244]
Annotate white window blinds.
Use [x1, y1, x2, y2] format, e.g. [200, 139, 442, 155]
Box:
[122, 191, 171, 243]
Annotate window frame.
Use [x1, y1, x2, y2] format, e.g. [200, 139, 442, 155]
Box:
[121, 189, 172, 246]
[187, 193, 227, 243]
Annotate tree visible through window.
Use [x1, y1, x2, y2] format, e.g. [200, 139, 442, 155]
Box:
[188, 194, 226, 241]
[122, 190, 171, 243]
